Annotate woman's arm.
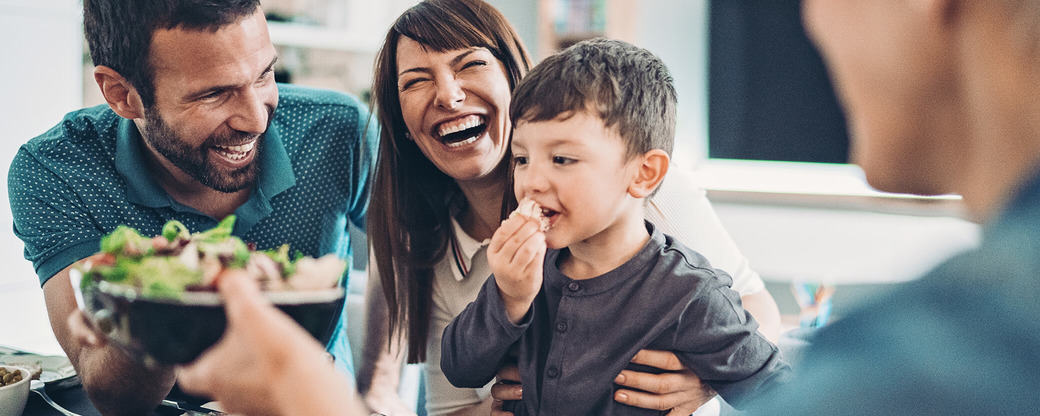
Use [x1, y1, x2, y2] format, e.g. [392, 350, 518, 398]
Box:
[648, 166, 782, 342]
[740, 289, 782, 343]
[490, 350, 715, 416]
[357, 264, 418, 416]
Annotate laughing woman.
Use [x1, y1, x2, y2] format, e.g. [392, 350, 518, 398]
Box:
[359, 1, 782, 415]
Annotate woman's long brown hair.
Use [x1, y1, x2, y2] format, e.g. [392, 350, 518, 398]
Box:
[368, 0, 531, 364]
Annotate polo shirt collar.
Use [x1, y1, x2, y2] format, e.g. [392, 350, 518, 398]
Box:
[115, 118, 296, 223]
[449, 217, 491, 282]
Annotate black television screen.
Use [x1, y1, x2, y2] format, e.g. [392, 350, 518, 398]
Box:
[708, 0, 849, 164]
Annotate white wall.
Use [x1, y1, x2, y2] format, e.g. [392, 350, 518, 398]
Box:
[632, 0, 710, 168]
[0, 0, 84, 287]
[487, 0, 710, 168]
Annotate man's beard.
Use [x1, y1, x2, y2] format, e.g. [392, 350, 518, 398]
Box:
[143, 106, 272, 193]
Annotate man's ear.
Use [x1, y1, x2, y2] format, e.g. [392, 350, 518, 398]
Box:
[94, 66, 145, 120]
[628, 149, 670, 198]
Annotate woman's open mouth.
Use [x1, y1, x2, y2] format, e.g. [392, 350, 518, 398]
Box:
[435, 115, 487, 148]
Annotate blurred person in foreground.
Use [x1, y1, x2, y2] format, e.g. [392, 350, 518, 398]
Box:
[745, 0, 1040, 413]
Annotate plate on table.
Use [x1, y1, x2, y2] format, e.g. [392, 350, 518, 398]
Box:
[0, 345, 79, 389]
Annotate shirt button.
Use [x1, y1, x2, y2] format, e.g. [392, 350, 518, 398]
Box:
[546, 366, 560, 379]
[567, 282, 580, 292]
[555, 321, 568, 333]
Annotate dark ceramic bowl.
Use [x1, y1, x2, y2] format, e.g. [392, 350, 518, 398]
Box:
[71, 270, 344, 367]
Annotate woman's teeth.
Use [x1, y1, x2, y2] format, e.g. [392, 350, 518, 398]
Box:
[436, 116, 487, 148]
[438, 115, 484, 137]
[446, 136, 480, 148]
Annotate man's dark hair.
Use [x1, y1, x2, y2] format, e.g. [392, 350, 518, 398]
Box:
[510, 37, 677, 159]
[83, 0, 262, 107]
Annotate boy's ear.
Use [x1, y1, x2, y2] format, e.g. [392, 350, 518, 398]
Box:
[628, 149, 670, 198]
[94, 66, 145, 120]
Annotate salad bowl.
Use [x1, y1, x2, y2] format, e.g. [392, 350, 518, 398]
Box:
[72, 269, 345, 366]
[70, 216, 348, 367]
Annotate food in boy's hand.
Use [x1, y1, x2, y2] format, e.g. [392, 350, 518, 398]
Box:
[511, 197, 551, 231]
[77, 216, 346, 298]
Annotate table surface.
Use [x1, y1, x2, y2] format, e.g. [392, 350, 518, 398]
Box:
[2, 279, 209, 416]
[23, 384, 188, 416]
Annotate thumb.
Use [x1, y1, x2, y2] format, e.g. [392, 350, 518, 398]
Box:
[175, 363, 212, 397]
[216, 270, 265, 317]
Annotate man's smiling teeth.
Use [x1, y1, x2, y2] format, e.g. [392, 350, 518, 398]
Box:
[216, 141, 256, 153]
[214, 141, 256, 161]
[437, 115, 484, 137]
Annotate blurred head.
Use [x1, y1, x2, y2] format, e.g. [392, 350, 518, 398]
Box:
[84, 0, 277, 193]
[799, 0, 1015, 196]
[372, 0, 531, 186]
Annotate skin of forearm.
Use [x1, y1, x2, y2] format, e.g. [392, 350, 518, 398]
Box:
[504, 297, 532, 325]
[275, 353, 362, 416]
[740, 289, 782, 344]
[44, 271, 176, 415]
[357, 273, 401, 395]
[77, 346, 176, 416]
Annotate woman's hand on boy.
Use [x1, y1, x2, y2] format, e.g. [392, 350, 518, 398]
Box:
[614, 349, 716, 415]
[488, 215, 546, 324]
[488, 350, 714, 415]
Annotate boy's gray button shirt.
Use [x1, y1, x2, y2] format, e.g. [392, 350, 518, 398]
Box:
[442, 221, 791, 415]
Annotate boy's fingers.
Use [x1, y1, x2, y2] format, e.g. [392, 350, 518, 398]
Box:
[515, 233, 545, 267]
[496, 220, 543, 266]
[629, 349, 684, 371]
[519, 243, 546, 277]
[489, 216, 527, 253]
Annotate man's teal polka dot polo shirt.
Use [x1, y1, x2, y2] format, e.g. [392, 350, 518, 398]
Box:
[7, 83, 378, 374]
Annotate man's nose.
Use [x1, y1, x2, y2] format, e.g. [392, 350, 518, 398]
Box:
[228, 86, 273, 133]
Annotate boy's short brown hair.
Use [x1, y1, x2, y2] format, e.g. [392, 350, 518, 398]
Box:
[509, 37, 677, 159]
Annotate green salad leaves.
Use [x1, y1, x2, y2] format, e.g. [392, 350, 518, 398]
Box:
[79, 216, 346, 298]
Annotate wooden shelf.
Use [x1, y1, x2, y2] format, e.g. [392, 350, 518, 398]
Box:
[536, 0, 637, 59]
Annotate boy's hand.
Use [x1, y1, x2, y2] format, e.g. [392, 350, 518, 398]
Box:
[487, 214, 546, 324]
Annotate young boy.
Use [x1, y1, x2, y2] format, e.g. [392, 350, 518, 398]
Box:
[441, 38, 790, 415]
